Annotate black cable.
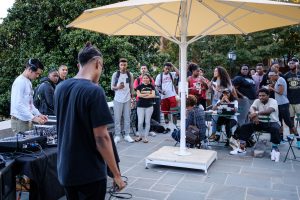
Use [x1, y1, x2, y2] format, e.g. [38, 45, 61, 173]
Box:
[107, 176, 132, 199]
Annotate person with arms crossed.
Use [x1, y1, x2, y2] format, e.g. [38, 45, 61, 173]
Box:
[54, 42, 125, 200]
[10, 58, 48, 135]
[135, 73, 156, 143]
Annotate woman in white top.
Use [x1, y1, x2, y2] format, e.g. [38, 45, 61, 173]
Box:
[210, 66, 235, 139]
[212, 89, 238, 146]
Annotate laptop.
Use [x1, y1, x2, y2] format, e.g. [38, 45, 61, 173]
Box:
[217, 103, 235, 115]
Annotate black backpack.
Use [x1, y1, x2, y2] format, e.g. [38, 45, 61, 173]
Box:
[33, 81, 50, 109]
[33, 83, 43, 109]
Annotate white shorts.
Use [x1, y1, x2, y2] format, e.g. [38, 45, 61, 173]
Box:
[289, 104, 300, 117]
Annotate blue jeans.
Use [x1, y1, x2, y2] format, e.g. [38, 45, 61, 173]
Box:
[211, 99, 219, 134]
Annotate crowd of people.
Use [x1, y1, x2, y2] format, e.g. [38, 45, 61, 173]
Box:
[9, 41, 300, 198]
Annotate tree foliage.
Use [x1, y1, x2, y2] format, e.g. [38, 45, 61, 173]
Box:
[0, 0, 300, 117]
[0, 0, 168, 117]
[163, 25, 300, 80]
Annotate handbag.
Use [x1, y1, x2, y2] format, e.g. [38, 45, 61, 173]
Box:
[186, 110, 200, 145]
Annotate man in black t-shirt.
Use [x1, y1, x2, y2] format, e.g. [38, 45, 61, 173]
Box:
[54, 42, 125, 199]
[284, 58, 300, 131]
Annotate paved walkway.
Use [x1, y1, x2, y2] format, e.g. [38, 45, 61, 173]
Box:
[107, 129, 300, 200]
[12, 122, 299, 200]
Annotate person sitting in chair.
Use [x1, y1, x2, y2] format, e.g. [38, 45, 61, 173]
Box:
[212, 88, 238, 146]
[231, 88, 281, 162]
[186, 95, 208, 148]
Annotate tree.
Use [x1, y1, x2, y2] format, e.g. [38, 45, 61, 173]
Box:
[0, 0, 168, 117]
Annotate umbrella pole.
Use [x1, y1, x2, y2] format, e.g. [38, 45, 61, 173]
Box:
[175, 0, 190, 156]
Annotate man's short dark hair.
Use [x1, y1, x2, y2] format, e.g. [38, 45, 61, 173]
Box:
[164, 62, 173, 68]
[256, 63, 264, 67]
[26, 58, 44, 71]
[188, 62, 199, 72]
[119, 58, 127, 63]
[258, 88, 270, 96]
[78, 42, 102, 66]
[48, 68, 58, 75]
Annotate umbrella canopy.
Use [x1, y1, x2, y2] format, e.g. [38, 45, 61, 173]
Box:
[68, 0, 300, 155]
[68, 0, 300, 42]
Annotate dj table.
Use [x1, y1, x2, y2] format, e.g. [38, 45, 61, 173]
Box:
[13, 147, 64, 200]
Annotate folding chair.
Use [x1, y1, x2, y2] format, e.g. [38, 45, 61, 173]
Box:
[284, 134, 300, 162]
[253, 115, 271, 142]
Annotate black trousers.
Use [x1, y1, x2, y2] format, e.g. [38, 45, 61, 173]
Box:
[216, 116, 237, 138]
[64, 179, 107, 200]
[237, 122, 281, 144]
[278, 103, 294, 129]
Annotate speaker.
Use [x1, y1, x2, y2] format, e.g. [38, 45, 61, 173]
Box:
[28, 59, 38, 72]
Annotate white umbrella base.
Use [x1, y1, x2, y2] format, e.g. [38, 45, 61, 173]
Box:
[145, 146, 217, 174]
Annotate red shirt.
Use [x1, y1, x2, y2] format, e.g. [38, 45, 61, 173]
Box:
[188, 76, 208, 99]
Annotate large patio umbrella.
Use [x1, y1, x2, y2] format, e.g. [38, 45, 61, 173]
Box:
[68, 0, 300, 155]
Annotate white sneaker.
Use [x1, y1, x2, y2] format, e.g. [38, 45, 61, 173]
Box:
[149, 131, 157, 137]
[271, 149, 276, 161]
[124, 135, 134, 143]
[274, 150, 280, 162]
[114, 136, 121, 144]
[230, 148, 246, 155]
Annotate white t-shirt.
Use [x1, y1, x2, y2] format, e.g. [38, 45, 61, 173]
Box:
[274, 77, 289, 105]
[251, 98, 280, 124]
[10, 74, 41, 121]
[155, 72, 177, 99]
[111, 72, 132, 103]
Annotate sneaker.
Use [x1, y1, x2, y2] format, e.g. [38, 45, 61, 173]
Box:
[271, 149, 276, 161]
[274, 150, 280, 162]
[114, 136, 121, 144]
[149, 131, 157, 137]
[124, 135, 134, 143]
[230, 148, 246, 155]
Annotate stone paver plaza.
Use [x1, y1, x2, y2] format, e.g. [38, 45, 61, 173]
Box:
[110, 129, 300, 200]
[0, 120, 299, 200]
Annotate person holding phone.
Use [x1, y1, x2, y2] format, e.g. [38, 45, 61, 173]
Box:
[111, 58, 135, 144]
